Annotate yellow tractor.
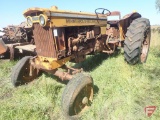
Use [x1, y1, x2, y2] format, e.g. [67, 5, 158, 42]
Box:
[11, 6, 151, 119]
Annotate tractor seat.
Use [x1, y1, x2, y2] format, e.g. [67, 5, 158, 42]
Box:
[107, 20, 119, 27]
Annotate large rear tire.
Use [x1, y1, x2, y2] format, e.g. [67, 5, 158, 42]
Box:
[124, 18, 151, 65]
[62, 73, 93, 120]
[11, 56, 38, 87]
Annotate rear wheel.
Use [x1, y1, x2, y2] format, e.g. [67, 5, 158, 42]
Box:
[62, 73, 93, 119]
[124, 18, 151, 64]
[11, 56, 39, 87]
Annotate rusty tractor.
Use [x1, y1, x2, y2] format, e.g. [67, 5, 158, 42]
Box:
[11, 6, 151, 119]
[0, 22, 36, 60]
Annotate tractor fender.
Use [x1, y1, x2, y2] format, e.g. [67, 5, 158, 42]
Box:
[0, 38, 8, 54]
[122, 12, 141, 20]
[118, 12, 142, 40]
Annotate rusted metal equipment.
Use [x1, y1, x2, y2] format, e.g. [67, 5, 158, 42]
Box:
[11, 6, 151, 119]
[0, 22, 35, 60]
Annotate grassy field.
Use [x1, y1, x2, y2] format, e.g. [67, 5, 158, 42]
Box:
[0, 31, 160, 120]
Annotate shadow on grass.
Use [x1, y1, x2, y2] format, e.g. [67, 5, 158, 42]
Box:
[155, 52, 160, 58]
[93, 85, 99, 95]
[136, 62, 160, 80]
[74, 50, 121, 72]
[149, 47, 160, 58]
[144, 67, 160, 80]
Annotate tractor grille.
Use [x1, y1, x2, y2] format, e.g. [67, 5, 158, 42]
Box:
[33, 24, 57, 58]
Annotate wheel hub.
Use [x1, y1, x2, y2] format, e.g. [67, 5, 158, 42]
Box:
[82, 96, 88, 105]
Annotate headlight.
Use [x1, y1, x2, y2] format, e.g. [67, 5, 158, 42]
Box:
[39, 16, 45, 25]
[26, 16, 33, 27]
[39, 14, 47, 27]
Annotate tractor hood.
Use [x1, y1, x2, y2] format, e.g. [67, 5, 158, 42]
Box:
[23, 6, 108, 27]
[23, 6, 107, 19]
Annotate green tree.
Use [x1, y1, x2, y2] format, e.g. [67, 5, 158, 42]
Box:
[156, 0, 160, 11]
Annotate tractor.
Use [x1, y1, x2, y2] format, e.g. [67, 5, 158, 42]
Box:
[11, 6, 151, 119]
[0, 22, 35, 60]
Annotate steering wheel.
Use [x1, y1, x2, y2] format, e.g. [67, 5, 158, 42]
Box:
[95, 8, 111, 16]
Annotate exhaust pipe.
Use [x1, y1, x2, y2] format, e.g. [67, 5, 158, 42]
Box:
[0, 38, 8, 54]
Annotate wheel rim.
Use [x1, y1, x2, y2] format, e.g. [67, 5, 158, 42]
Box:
[73, 83, 93, 115]
[141, 28, 151, 62]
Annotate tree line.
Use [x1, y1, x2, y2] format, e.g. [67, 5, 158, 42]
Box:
[156, 0, 160, 11]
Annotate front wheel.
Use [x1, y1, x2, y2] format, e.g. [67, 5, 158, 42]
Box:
[124, 18, 151, 64]
[62, 73, 93, 119]
[11, 56, 39, 87]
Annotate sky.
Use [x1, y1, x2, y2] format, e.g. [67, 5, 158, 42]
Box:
[0, 0, 159, 27]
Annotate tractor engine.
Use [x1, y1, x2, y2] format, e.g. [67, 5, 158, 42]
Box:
[64, 26, 106, 62]
[24, 6, 108, 64]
